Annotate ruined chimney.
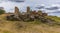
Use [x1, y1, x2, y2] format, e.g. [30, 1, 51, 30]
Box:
[27, 6, 30, 13]
[14, 6, 20, 15]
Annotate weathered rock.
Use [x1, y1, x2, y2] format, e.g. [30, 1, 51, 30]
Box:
[6, 6, 50, 22]
[14, 6, 20, 15]
[27, 6, 30, 13]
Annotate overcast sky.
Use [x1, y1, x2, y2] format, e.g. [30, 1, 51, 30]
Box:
[0, 0, 60, 13]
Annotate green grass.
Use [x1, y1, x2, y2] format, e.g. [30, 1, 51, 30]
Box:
[3, 30, 12, 33]
[45, 16, 60, 22]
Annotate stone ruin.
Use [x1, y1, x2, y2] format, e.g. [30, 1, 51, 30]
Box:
[14, 7, 20, 16]
[6, 6, 53, 22]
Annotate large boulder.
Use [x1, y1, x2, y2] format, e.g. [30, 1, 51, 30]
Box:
[6, 15, 21, 21]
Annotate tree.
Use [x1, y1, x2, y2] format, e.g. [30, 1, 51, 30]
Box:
[0, 9, 5, 15]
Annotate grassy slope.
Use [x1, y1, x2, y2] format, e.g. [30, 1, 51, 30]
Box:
[0, 14, 60, 33]
[45, 16, 60, 22]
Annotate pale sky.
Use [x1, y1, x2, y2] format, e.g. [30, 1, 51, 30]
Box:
[0, 0, 60, 16]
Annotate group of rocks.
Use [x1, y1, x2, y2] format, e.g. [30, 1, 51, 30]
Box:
[6, 6, 54, 23]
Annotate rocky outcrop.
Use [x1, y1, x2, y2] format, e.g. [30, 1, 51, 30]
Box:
[6, 6, 54, 23]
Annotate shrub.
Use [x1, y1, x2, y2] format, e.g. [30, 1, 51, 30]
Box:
[0, 9, 5, 15]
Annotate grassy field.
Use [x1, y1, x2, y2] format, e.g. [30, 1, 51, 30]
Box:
[0, 14, 60, 33]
